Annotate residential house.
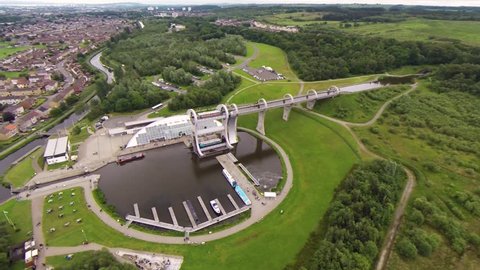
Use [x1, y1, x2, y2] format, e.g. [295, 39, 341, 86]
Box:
[18, 110, 40, 132]
[0, 123, 18, 140]
[4, 104, 24, 116]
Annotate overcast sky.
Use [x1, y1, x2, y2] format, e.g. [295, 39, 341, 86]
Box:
[1, 0, 479, 7]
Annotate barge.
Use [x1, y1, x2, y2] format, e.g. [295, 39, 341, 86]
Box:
[116, 152, 145, 165]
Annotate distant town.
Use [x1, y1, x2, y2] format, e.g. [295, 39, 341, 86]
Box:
[0, 15, 128, 139]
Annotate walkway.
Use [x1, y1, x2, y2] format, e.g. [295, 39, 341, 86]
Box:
[21, 130, 293, 259]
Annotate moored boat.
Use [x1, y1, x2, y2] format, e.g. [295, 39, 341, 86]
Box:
[116, 152, 145, 165]
[210, 200, 221, 215]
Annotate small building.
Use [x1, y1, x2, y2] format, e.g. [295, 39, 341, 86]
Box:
[44, 136, 70, 165]
[0, 124, 18, 140]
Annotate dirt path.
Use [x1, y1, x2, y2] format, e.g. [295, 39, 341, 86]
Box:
[376, 168, 415, 270]
[301, 83, 418, 270]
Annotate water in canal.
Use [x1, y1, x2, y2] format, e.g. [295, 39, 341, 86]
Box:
[0, 111, 87, 203]
[97, 132, 282, 227]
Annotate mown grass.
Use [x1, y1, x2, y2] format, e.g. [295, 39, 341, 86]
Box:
[0, 71, 23, 78]
[248, 42, 298, 81]
[69, 119, 93, 145]
[4, 147, 43, 188]
[229, 82, 300, 104]
[0, 42, 29, 60]
[44, 109, 359, 270]
[227, 74, 378, 106]
[0, 199, 32, 244]
[47, 250, 99, 268]
[303, 74, 379, 90]
[313, 85, 410, 123]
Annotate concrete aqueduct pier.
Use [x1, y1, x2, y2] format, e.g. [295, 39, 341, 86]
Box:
[188, 86, 340, 158]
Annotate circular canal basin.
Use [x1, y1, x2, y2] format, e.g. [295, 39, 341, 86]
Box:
[96, 131, 282, 228]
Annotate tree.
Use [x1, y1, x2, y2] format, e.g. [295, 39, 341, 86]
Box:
[2, 111, 15, 122]
[72, 126, 81, 135]
[52, 72, 65, 82]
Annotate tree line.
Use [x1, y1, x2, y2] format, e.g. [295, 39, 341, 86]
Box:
[168, 71, 241, 111]
[287, 160, 406, 270]
[222, 26, 480, 81]
[433, 64, 480, 97]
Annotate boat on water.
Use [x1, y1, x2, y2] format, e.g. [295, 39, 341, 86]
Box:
[222, 169, 237, 187]
[210, 200, 221, 215]
[116, 152, 145, 165]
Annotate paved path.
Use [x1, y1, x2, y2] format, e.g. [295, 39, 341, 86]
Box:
[301, 84, 418, 270]
[22, 130, 293, 253]
[31, 196, 46, 269]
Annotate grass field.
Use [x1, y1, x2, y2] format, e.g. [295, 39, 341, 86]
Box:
[228, 74, 378, 106]
[47, 250, 101, 268]
[261, 12, 329, 26]
[313, 85, 409, 123]
[229, 82, 300, 104]
[4, 148, 43, 188]
[43, 108, 359, 269]
[69, 119, 93, 145]
[340, 18, 480, 46]
[248, 42, 299, 81]
[0, 42, 29, 60]
[0, 71, 24, 78]
[0, 199, 32, 244]
[352, 82, 480, 269]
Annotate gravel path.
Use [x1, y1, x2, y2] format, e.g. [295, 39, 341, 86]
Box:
[300, 83, 418, 270]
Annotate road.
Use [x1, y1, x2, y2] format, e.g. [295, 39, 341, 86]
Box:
[90, 51, 115, 84]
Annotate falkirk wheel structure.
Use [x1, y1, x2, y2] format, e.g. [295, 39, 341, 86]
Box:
[187, 86, 340, 158]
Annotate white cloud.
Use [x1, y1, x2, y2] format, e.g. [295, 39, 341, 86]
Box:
[1, 0, 479, 6]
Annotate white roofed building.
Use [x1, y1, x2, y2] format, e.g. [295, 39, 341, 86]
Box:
[44, 136, 70, 165]
[126, 115, 192, 148]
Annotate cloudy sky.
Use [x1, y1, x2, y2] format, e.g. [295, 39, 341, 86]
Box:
[1, 0, 479, 6]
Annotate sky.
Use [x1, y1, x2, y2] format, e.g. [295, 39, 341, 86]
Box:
[1, 0, 480, 7]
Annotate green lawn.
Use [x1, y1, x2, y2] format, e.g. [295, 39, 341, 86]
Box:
[248, 42, 299, 81]
[44, 109, 359, 269]
[227, 75, 379, 106]
[47, 250, 102, 268]
[303, 74, 379, 90]
[313, 85, 410, 123]
[228, 82, 300, 104]
[0, 71, 23, 78]
[0, 199, 32, 244]
[4, 148, 43, 188]
[0, 42, 29, 60]
[69, 119, 93, 145]
[341, 18, 480, 46]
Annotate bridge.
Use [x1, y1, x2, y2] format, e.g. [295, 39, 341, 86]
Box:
[187, 86, 340, 158]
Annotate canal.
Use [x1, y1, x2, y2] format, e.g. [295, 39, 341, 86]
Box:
[0, 111, 87, 203]
[97, 131, 282, 228]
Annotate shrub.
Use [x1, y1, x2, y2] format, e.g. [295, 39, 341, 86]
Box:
[396, 238, 418, 260]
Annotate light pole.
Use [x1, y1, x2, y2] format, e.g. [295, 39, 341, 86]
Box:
[3, 210, 16, 230]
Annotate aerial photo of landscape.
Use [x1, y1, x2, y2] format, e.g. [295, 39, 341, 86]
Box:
[0, 1, 479, 269]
